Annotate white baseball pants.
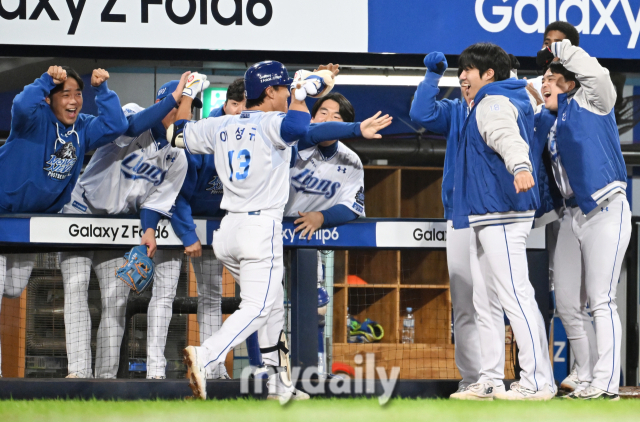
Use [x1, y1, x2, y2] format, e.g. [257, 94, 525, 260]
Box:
[472, 221, 554, 391]
[192, 248, 226, 378]
[60, 250, 128, 378]
[0, 253, 35, 376]
[551, 209, 598, 384]
[446, 223, 482, 387]
[146, 248, 182, 378]
[199, 211, 285, 369]
[566, 194, 631, 394]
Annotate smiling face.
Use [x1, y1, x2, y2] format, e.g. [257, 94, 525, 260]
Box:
[460, 80, 472, 106]
[541, 68, 576, 111]
[46, 78, 83, 126]
[459, 67, 494, 101]
[311, 99, 344, 124]
[223, 98, 246, 115]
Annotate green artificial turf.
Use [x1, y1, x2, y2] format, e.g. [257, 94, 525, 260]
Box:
[1, 398, 639, 422]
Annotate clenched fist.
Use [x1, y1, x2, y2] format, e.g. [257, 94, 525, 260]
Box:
[47, 66, 67, 85]
[514, 171, 535, 194]
[91, 68, 109, 87]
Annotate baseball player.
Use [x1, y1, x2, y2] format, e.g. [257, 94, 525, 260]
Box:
[529, 22, 598, 394]
[409, 52, 491, 396]
[452, 43, 555, 400]
[245, 92, 392, 368]
[59, 72, 192, 379]
[172, 61, 314, 401]
[0, 66, 127, 376]
[154, 78, 247, 381]
[537, 41, 630, 400]
[208, 78, 246, 118]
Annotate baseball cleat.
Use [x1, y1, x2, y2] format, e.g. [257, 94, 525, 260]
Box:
[494, 382, 556, 401]
[560, 367, 580, 392]
[564, 381, 590, 398]
[148, 375, 166, 380]
[266, 371, 310, 402]
[65, 373, 81, 379]
[566, 386, 619, 401]
[450, 382, 505, 400]
[183, 346, 207, 400]
[207, 362, 231, 380]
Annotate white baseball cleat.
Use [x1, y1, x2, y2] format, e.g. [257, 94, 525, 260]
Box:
[494, 382, 556, 401]
[65, 373, 81, 379]
[266, 371, 310, 402]
[148, 375, 166, 380]
[207, 362, 231, 380]
[560, 367, 580, 392]
[566, 386, 619, 401]
[450, 382, 505, 400]
[183, 346, 207, 400]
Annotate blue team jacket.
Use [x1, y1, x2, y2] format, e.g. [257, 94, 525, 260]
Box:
[452, 79, 539, 229]
[555, 93, 627, 214]
[0, 73, 127, 213]
[409, 73, 468, 221]
[533, 108, 563, 223]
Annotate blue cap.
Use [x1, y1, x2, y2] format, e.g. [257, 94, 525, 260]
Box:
[317, 286, 330, 308]
[156, 80, 202, 108]
[244, 61, 292, 100]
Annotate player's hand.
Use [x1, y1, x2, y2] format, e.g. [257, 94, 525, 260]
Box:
[423, 52, 448, 75]
[294, 211, 325, 240]
[314, 63, 340, 79]
[91, 68, 109, 87]
[524, 79, 543, 106]
[140, 228, 157, 258]
[360, 111, 393, 139]
[514, 171, 535, 193]
[173, 71, 192, 102]
[184, 240, 202, 258]
[48, 66, 67, 85]
[183, 72, 210, 100]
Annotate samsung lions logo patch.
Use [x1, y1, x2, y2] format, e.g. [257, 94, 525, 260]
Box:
[44, 142, 77, 181]
[355, 187, 365, 206]
[206, 176, 223, 195]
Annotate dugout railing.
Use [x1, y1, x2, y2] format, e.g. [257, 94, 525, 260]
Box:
[0, 213, 608, 399]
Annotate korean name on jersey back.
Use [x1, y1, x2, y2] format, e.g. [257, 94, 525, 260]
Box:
[120, 152, 173, 186]
[291, 169, 341, 199]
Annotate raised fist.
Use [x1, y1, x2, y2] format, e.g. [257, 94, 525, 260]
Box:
[47, 66, 67, 85]
[91, 68, 109, 87]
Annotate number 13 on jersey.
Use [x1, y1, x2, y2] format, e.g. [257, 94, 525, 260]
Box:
[227, 149, 251, 181]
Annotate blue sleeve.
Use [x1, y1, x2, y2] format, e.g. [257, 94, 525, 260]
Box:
[140, 208, 163, 232]
[11, 73, 57, 133]
[125, 96, 177, 137]
[280, 110, 311, 144]
[320, 204, 359, 228]
[409, 72, 455, 135]
[170, 194, 199, 246]
[298, 122, 361, 151]
[84, 82, 129, 150]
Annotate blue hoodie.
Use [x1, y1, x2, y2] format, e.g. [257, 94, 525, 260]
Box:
[409, 72, 468, 221]
[452, 79, 539, 229]
[0, 73, 127, 213]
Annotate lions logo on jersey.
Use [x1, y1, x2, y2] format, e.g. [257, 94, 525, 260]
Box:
[206, 176, 223, 195]
[121, 153, 168, 186]
[44, 142, 77, 181]
[291, 169, 341, 199]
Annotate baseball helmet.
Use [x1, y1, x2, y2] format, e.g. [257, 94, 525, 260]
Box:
[318, 286, 330, 308]
[244, 61, 293, 100]
[156, 80, 203, 108]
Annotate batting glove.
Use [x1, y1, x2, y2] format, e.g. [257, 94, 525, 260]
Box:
[183, 72, 210, 100]
[424, 52, 448, 75]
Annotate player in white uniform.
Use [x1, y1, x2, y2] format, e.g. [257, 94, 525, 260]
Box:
[174, 61, 313, 401]
[60, 73, 190, 379]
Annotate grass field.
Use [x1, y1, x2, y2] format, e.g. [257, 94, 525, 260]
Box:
[1, 398, 640, 422]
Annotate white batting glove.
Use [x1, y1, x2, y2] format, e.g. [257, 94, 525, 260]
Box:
[183, 72, 210, 100]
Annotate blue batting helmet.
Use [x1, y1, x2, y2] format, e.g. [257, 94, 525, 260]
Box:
[318, 286, 330, 308]
[244, 61, 292, 100]
[156, 80, 203, 108]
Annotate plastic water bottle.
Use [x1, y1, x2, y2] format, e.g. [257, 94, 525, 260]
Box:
[402, 307, 415, 344]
